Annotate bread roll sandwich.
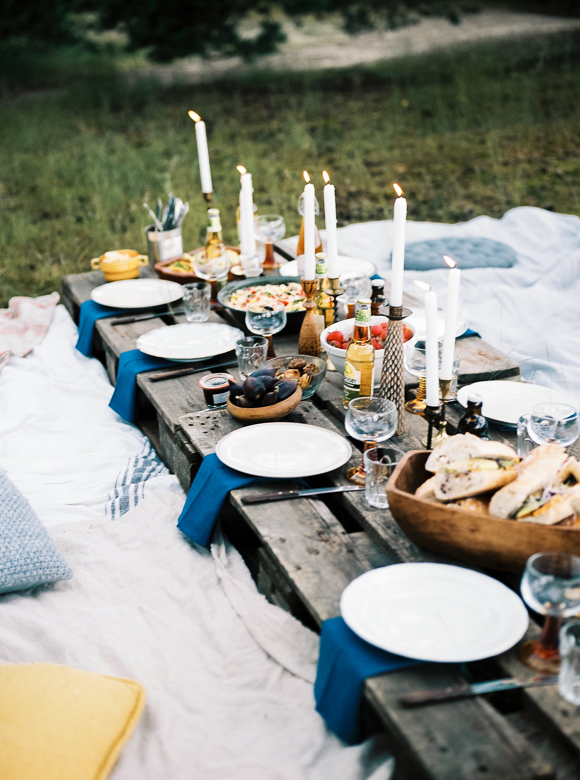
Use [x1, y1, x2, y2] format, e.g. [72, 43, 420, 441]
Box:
[430, 439, 519, 501]
[490, 445, 580, 525]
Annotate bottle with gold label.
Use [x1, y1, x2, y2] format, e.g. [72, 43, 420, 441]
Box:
[195, 208, 230, 280]
[343, 299, 375, 408]
[314, 253, 335, 331]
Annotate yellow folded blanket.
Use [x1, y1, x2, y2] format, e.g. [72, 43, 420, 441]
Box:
[0, 663, 145, 780]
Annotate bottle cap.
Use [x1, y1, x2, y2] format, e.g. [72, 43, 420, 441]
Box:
[371, 278, 385, 287]
[315, 252, 327, 260]
[356, 298, 371, 306]
[467, 392, 483, 404]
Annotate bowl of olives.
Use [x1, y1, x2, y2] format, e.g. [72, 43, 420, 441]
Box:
[227, 368, 303, 423]
[262, 355, 327, 400]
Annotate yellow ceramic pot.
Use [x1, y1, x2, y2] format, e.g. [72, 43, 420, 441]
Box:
[90, 250, 148, 281]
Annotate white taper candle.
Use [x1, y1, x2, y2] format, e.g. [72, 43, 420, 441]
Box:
[441, 262, 461, 380]
[391, 192, 407, 307]
[323, 178, 338, 278]
[303, 182, 316, 280]
[425, 288, 440, 407]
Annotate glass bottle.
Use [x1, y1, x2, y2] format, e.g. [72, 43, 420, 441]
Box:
[205, 208, 227, 264]
[343, 299, 375, 408]
[370, 278, 387, 316]
[457, 392, 490, 439]
[314, 253, 334, 331]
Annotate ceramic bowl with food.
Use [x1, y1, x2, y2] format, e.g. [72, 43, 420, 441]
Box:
[263, 355, 327, 400]
[320, 316, 415, 386]
[217, 276, 305, 334]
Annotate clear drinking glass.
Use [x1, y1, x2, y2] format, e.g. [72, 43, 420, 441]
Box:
[235, 336, 268, 381]
[559, 621, 580, 705]
[520, 552, 580, 674]
[192, 247, 229, 281]
[364, 446, 405, 509]
[182, 282, 211, 322]
[517, 413, 537, 458]
[344, 397, 398, 486]
[528, 403, 580, 448]
[404, 341, 443, 414]
[245, 301, 287, 360]
[443, 356, 461, 402]
[256, 215, 285, 270]
[338, 273, 372, 319]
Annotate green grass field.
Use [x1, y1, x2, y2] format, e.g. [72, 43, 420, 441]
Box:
[1, 30, 579, 306]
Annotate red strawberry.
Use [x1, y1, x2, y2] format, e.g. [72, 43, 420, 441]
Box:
[403, 325, 414, 343]
[327, 331, 344, 342]
[371, 338, 382, 350]
[328, 339, 344, 349]
[371, 324, 383, 336]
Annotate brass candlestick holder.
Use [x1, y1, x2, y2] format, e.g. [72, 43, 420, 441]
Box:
[298, 278, 321, 357]
[203, 192, 212, 205]
[422, 403, 443, 450]
[378, 304, 412, 436]
[405, 375, 427, 415]
[325, 277, 345, 325]
[436, 377, 453, 443]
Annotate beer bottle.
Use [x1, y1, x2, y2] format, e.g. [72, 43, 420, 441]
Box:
[457, 393, 490, 439]
[343, 299, 375, 408]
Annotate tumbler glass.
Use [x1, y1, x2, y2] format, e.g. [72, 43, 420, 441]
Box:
[559, 621, 580, 705]
[517, 414, 537, 459]
[443, 356, 461, 402]
[235, 336, 268, 381]
[182, 282, 211, 323]
[364, 446, 405, 509]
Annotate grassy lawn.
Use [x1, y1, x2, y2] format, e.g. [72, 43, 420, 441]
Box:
[1, 30, 579, 306]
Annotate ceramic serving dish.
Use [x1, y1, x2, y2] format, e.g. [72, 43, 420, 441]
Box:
[91, 249, 148, 281]
[217, 275, 305, 334]
[385, 450, 580, 574]
[227, 385, 302, 423]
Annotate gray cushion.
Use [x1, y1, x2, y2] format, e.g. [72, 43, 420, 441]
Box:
[391, 237, 517, 271]
[0, 469, 72, 594]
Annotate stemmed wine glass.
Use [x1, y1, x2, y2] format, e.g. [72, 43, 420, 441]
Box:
[528, 403, 580, 448]
[245, 300, 287, 360]
[344, 397, 398, 486]
[256, 215, 286, 270]
[519, 551, 580, 674]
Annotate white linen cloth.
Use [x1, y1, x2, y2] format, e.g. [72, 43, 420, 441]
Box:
[312, 206, 580, 407]
[0, 291, 59, 371]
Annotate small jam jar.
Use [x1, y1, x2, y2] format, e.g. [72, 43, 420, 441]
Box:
[199, 373, 234, 409]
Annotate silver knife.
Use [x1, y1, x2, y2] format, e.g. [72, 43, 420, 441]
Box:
[399, 675, 558, 707]
[241, 485, 365, 504]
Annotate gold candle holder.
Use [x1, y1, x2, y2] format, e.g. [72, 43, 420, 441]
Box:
[436, 377, 452, 443]
[325, 277, 345, 325]
[298, 278, 321, 357]
[378, 304, 412, 436]
[405, 375, 427, 415]
[203, 192, 212, 205]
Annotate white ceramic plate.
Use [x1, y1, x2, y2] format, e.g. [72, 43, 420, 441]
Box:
[216, 422, 352, 478]
[91, 279, 183, 309]
[136, 322, 243, 362]
[406, 310, 468, 342]
[457, 380, 573, 428]
[341, 563, 528, 663]
[280, 255, 377, 279]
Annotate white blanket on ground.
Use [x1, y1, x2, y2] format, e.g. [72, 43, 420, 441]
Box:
[313, 206, 580, 407]
[0, 486, 391, 780]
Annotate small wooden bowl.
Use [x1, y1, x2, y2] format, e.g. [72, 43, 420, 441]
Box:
[154, 247, 241, 284]
[227, 385, 302, 424]
[386, 450, 580, 574]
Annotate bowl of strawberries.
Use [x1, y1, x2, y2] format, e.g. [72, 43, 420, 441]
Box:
[321, 316, 415, 385]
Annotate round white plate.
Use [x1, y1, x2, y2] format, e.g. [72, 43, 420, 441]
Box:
[137, 322, 243, 362]
[216, 422, 352, 478]
[280, 255, 377, 279]
[341, 563, 528, 663]
[406, 310, 468, 342]
[91, 279, 183, 309]
[457, 381, 574, 428]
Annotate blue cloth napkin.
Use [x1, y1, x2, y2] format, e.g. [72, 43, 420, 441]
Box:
[458, 328, 480, 339]
[177, 454, 269, 547]
[314, 616, 421, 744]
[76, 300, 127, 357]
[109, 349, 175, 423]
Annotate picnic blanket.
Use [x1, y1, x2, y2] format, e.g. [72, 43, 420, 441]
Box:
[0, 292, 59, 371]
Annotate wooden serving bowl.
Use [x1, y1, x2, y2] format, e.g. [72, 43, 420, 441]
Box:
[154, 246, 241, 284]
[227, 385, 302, 424]
[386, 451, 580, 574]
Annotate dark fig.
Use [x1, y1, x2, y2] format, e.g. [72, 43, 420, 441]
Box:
[275, 381, 298, 402]
[243, 376, 266, 402]
[236, 396, 254, 408]
[260, 391, 279, 406]
[251, 368, 278, 379]
[229, 383, 244, 400]
[260, 375, 278, 392]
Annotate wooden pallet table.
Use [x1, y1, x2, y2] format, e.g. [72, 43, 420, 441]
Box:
[61, 268, 580, 780]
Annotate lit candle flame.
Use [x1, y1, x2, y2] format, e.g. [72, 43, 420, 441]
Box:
[303, 171, 310, 184]
[188, 110, 201, 123]
[322, 170, 330, 184]
[237, 165, 247, 175]
[393, 183, 404, 197]
[443, 255, 457, 269]
[414, 280, 431, 292]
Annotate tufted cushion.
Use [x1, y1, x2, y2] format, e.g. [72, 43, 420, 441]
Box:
[0, 469, 72, 593]
[391, 237, 518, 271]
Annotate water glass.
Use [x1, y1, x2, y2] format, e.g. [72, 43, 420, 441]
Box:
[517, 413, 537, 458]
[443, 356, 461, 402]
[364, 446, 404, 509]
[559, 621, 580, 705]
[345, 397, 398, 485]
[528, 402, 580, 448]
[182, 282, 211, 323]
[235, 336, 268, 381]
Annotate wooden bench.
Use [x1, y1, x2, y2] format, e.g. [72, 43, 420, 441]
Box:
[62, 267, 580, 780]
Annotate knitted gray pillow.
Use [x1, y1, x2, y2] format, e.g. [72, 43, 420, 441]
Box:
[0, 469, 73, 594]
[390, 237, 517, 271]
